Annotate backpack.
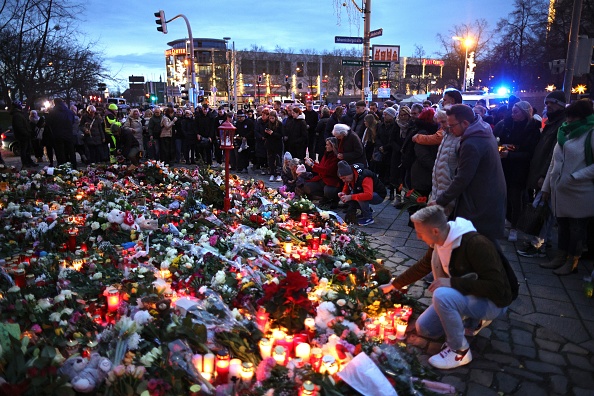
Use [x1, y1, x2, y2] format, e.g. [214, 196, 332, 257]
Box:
[463, 232, 519, 301]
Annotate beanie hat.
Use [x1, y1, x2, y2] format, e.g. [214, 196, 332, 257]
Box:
[236, 109, 245, 117]
[383, 107, 397, 119]
[296, 164, 306, 174]
[337, 160, 352, 177]
[283, 151, 293, 161]
[514, 101, 533, 118]
[545, 90, 567, 106]
[398, 106, 411, 117]
[384, 100, 394, 107]
[332, 123, 350, 137]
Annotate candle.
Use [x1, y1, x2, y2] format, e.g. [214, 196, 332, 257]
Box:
[13, 268, 26, 288]
[203, 353, 215, 374]
[386, 335, 397, 345]
[300, 213, 308, 227]
[310, 239, 319, 251]
[200, 372, 212, 382]
[300, 380, 316, 396]
[240, 362, 254, 382]
[272, 346, 286, 365]
[304, 317, 316, 340]
[215, 350, 230, 384]
[65, 339, 79, 356]
[255, 309, 269, 333]
[395, 319, 408, 340]
[192, 354, 203, 372]
[272, 328, 286, 343]
[310, 347, 323, 372]
[259, 338, 273, 359]
[229, 358, 242, 379]
[384, 325, 395, 341]
[68, 228, 78, 252]
[295, 342, 311, 363]
[284, 242, 293, 254]
[378, 316, 387, 339]
[322, 355, 338, 375]
[365, 323, 378, 338]
[105, 288, 120, 312]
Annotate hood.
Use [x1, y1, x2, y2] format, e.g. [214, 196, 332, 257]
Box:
[463, 115, 493, 140]
[296, 113, 306, 120]
[435, 217, 476, 275]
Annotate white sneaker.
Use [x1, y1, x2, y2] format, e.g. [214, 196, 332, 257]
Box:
[275, 176, 282, 182]
[464, 319, 493, 336]
[269, 175, 275, 182]
[508, 229, 518, 242]
[428, 343, 472, 369]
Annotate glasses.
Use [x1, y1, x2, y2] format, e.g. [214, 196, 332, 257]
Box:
[446, 122, 461, 130]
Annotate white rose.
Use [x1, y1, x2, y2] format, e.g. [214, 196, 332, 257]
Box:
[215, 270, 226, 285]
[327, 290, 338, 299]
[336, 299, 347, 307]
[91, 222, 100, 230]
[92, 273, 103, 280]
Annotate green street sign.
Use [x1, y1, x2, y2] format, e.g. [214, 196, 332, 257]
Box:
[370, 61, 391, 68]
[342, 60, 363, 66]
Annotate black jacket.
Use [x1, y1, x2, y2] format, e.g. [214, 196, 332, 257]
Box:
[46, 102, 75, 141]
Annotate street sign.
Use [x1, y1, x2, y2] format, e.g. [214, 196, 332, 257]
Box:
[335, 36, 364, 44]
[354, 69, 374, 90]
[377, 88, 391, 98]
[211, 86, 218, 93]
[370, 61, 391, 68]
[342, 59, 363, 66]
[369, 28, 383, 38]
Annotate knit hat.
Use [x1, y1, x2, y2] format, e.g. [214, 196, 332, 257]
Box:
[514, 101, 533, 118]
[383, 107, 397, 119]
[545, 90, 567, 106]
[296, 164, 306, 174]
[236, 110, 245, 117]
[384, 100, 394, 107]
[283, 152, 293, 161]
[398, 106, 411, 117]
[337, 160, 352, 177]
[332, 123, 350, 137]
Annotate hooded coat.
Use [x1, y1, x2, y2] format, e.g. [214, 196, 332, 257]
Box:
[46, 102, 75, 142]
[284, 114, 308, 159]
[436, 116, 507, 240]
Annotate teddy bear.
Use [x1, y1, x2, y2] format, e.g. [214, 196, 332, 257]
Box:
[71, 353, 112, 393]
[106, 209, 125, 226]
[59, 355, 88, 382]
[134, 215, 159, 231]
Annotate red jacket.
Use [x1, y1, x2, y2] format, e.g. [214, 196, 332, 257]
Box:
[341, 170, 374, 201]
[308, 151, 341, 188]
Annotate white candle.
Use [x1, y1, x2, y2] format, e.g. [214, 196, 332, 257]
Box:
[273, 346, 286, 365]
[295, 342, 311, 363]
[240, 362, 254, 382]
[200, 372, 212, 382]
[259, 338, 273, 359]
[229, 358, 242, 379]
[192, 354, 203, 372]
[395, 319, 408, 340]
[203, 353, 215, 374]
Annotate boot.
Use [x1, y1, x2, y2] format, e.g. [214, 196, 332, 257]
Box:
[553, 256, 579, 276]
[539, 250, 567, 269]
[389, 189, 395, 201]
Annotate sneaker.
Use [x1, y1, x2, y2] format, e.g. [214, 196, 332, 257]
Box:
[261, 170, 267, 175]
[428, 343, 473, 369]
[269, 175, 275, 182]
[464, 319, 493, 336]
[517, 242, 546, 258]
[508, 229, 518, 242]
[275, 176, 282, 182]
[358, 217, 374, 226]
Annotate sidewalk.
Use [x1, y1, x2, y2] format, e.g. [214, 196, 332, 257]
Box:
[364, 197, 594, 395]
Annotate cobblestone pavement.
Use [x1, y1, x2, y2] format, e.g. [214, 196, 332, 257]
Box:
[4, 151, 593, 395]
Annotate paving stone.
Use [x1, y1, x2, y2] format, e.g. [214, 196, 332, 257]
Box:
[492, 329, 510, 342]
[523, 273, 564, 288]
[567, 354, 594, 371]
[511, 328, 534, 347]
[491, 340, 512, 354]
[537, 350, 566, 367]
[472, 337, 491, 354]
[526, 313, 590, 344]
[503, 367, 544, 382]
[532, 297, 578, 318]
[396, 246, 427, 260]
[527, 284, 570, 302]
[490, 318, 510, 331]
[512, 382, 547, 396]
[483, 353, 521, 366]
[508, 313, 537, 329]
[513, 345, 537, 358]
[495, 372, 519, 394]
[469, 360, 500, 371]
[550, 375, 568, 395]
[536, 327, 567, 343]
[574, 387, 594, 396]
[579, 339, 594, 354]
[469, 369, 493, 387]
[466, 382, 498, 396]
[405, 334, 428, 349]
[534, 338, 560, 352]
[477, 327, 492, 339]
[524, 360, 564, 374]
[568, 368, 594, 388]
[439, 375, 466, 394]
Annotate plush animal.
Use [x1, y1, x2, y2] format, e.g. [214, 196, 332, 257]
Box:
[70, 353, 112, 393]
[120, 210, 136, 231]
[135, 215, 159, 231]
[59, 355, 88, 382]
[106, 209, 125, 225]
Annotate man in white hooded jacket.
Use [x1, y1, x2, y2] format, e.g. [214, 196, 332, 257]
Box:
[380, 205, 513, 369]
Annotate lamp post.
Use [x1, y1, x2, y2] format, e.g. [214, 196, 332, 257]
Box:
[223, 37, 231, 107]
[453, 36, 474, 92]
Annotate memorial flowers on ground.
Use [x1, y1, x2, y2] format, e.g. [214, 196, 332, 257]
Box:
[0, 161, 440, 396]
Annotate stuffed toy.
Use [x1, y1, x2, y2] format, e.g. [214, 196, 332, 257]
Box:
[135, 215, 158, 231]
[58, 355, 88, 382]
[106, 209, 125, 225]
[71, 353, 112, 393]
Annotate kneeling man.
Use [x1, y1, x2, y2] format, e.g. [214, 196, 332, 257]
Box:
[380, 205, 513, 369]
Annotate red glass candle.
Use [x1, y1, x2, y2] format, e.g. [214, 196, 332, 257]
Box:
[300, 213, 308, 227]
[215, 350, 230, 384]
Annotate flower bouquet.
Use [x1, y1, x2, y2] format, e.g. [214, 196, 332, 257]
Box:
[395, 185, 427, 218]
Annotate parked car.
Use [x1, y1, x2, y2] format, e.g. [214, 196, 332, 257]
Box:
[1, 128, 19, 155]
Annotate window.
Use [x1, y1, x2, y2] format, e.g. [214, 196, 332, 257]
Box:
[241, 59, 254, 75]
[296, 62, 304, 77]
[269, 61, 280, 75]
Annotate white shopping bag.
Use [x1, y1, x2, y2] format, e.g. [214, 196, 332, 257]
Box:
[337, 353, 398, 396]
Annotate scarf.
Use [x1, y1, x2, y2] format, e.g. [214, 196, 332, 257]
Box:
[557, 114, 594, 166]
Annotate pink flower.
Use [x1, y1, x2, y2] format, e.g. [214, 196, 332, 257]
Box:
[255, 357, 276, 382]
[31, 324, 42, 334]
[209, 235, 218, 246]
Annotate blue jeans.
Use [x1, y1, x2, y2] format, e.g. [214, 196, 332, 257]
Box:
[416, 287, 506, 351]
[348, 192, 384, 218]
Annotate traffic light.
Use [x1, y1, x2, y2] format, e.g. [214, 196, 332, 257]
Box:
[257, 75, 262, 83]
[154, 10, 167, 34]
[305, 93, 312, 101]
[285, 75, 289, 83]
[97, 83, 107, 92]
[297, 82, 303, 89]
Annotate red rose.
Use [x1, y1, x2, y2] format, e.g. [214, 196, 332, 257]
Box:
[416, 196, 427, 203]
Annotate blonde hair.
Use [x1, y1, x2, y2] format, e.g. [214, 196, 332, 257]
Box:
[283, 158, 300, 176]
[363, 114, 378, 144]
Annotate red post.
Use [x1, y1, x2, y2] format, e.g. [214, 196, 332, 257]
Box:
[218, 121, 236, 211]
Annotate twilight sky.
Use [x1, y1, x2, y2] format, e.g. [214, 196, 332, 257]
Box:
[81, 0, 517, 89]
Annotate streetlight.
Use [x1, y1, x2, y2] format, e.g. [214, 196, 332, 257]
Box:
[452, 36, 474, 92]
[223, 37, 231, 107]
